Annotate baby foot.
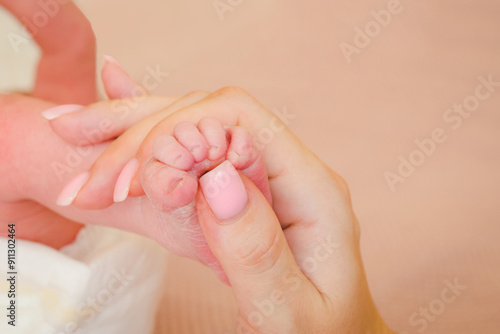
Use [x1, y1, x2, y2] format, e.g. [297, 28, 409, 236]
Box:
[145, 117, 271, 210]
[140, 117, 272, 275]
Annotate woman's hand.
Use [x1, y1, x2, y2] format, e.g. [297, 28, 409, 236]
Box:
[0, 0, 178, 248]
[43, 90, 212, 208]
[0, 0, 97, 104]
[0, 0, 98, 248]
[47, 87, 395, 333]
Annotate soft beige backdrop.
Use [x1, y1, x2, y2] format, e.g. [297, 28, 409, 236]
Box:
[1, 0, 499, 333]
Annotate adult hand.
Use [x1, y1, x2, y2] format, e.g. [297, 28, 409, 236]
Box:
[0, 0, 96, 104]
[0, 0, 169, 248]
[0, 0, 96, 247]
[46, 87, 395, 333]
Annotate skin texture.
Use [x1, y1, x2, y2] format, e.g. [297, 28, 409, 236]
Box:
[1, 76, 395, 332]
[0, 1, 395, 331]
[5, 1, 498, 332]
[44, 87, 396, 333]
[0, 0, 177, 248]
[0, 0, 97, 248]
[0, 0, 96, 104]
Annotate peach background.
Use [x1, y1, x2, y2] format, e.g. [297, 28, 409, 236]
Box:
[2, 0, 499, 333]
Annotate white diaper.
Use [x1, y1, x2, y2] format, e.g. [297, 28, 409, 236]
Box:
[0, 225, 166, 334]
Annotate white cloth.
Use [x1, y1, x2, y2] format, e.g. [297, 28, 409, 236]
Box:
[0, 225, 166, 334]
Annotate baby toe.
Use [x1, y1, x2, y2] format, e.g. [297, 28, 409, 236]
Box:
[141, 156, 198, 211]
[153, 135, 195, 171]
[226, 126, 258, 170]
[198, 117, 228, 161]
[227, 126, 272, 205]
[174, 121, 209, 163]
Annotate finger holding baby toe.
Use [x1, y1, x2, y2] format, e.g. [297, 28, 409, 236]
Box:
[197, 117, 228, 161]
[173, 122, 209, 163]
[126, 91, 212, 197]
[53, 91, 213, 208]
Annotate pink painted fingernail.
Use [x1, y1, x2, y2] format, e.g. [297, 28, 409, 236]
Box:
[56, 171, 90, 206]
[41, 104, 83, 120]
[200, 160, 248, 221]
[114, 158, 140, 203]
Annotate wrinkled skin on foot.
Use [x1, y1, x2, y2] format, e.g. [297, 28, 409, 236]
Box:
[140, 118, 272, 277]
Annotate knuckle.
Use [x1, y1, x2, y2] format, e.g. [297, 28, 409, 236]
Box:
[211, 86, 259, 121]
[325, 167, 351, 201]
[334, 174, 351, 198]
[232, 225, 282, 274]
[183, 90, 210, 101]
[215, 86, 250, 99]
[190, 89, 211, 96]
[175, 90, 210, 107]
[65, 18, 96, 56]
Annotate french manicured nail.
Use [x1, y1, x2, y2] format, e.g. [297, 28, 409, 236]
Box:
[104, 55, 123, 69]
[56, 171, 90, 206]
[113, 158, 140, 203]
[200, 160, 248, 221]
[41, 104, 83, 120]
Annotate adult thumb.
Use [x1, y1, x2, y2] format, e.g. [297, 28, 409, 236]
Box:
[196, 161, 312, 325]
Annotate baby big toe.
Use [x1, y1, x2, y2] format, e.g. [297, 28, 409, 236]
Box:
[153, 134, 195, 170]
[141, 156, 198, 211]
